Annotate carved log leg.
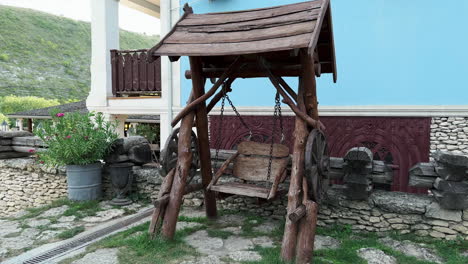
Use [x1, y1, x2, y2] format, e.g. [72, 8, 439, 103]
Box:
[148, 168, 175, 238]
[189, 56, 217, 219]
[296, 178, 319, 264]
[161, 112, 195, 239]
[281, 75, 308, 261]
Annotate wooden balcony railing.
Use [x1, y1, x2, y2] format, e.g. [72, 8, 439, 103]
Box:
[110, 49, 161, 97]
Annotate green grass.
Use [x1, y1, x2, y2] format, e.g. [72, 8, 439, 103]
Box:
[58, 210, 468, 264]
[57, 226, 85, 239]
[0, 5, 159, 101]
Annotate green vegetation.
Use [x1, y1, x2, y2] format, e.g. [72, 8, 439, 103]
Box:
[0, 95, 61, 114]
[0, 5, 159, 101]
[57, 226, 86, 239]
[36, 111, 118, 166]
[59, 210, 468, 264]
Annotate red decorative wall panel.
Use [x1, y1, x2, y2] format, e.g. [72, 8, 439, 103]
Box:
[209, 115, 431, 194]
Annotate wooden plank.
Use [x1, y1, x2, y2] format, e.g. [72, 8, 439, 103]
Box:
[117, 53, 124, 93]
[166, 21, 316, 44]
[147, 58, 155, 91]
[154, 33, 311, 57]
[233, 155, 289, 183]
[12, 136, 44, 147]
[124, 53, 133, 91]
[139, 52, 148, 91]
[237, 141, 289, 158]
[210, 182, 270, 199]
[0, 152, 31, 159]
[154, 57, 161, 91]
[132, 52, 139, 91]
[179, 1, 321, 26]
[308, 0, 330, 55]
[200, 0, 321, 16]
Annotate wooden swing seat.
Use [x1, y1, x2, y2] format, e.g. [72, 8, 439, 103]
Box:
[208, 141, 290, 200]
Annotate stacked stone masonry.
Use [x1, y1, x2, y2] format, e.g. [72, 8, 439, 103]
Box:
[430, 117, 468, 156]
[2, 159, 468, 240]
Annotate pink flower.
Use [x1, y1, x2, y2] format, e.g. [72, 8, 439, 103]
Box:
[64, 135, 71, 139]
[56, 113, 65, 117]
[40, 161, 44, 164]
[28, 149, 35, 153]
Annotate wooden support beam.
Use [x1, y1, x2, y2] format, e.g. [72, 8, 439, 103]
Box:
[153, 194, 170, 207]
[296, 178, 318, 264]
[161, 112, 196, 239]
[149, 168, 175, 238]
[184, 183, 204, 194]
[185, 64, 302, 79]
[288, 204, 306, 223]
[171, 57, 242, 127]
[276, 76, 298, 102]
[281, 72, 308, 261]
[189, 56, 218, 219]
[301, 50, 319, 120]
[259, 57, 324, 130]
[206, 78, 235, 113]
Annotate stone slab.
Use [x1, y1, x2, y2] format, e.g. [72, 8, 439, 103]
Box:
[425, 202, 462, 222]
[370, 190, 433, 214]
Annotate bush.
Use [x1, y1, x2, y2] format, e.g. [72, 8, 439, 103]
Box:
[0, 53, 9, 61]
[35, 110, 118, 166]
[133, 123, 159, 144]
[0, 95, 60, 114]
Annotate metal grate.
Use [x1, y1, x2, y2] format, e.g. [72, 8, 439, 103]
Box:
[23, 208, 153, 264]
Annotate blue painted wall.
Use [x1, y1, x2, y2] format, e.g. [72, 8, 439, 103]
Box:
[179, 0, 468, 106]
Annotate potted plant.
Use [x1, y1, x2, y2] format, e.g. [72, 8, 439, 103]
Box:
[35, 110, 118, 201]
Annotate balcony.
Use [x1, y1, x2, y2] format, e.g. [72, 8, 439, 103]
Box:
[110, 49, 161, 97]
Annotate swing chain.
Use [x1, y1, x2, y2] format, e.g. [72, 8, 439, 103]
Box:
[225, 95, 252, 140]
[213, 84, 227, 171]
[266, 91, 283, 182]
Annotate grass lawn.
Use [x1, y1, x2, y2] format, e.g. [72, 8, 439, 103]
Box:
[58, 209, 468, 264]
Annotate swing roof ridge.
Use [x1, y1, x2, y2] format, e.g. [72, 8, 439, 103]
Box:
[149, 0, 337, 81]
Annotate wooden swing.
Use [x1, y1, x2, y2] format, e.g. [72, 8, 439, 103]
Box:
[207, 84, 290, 199]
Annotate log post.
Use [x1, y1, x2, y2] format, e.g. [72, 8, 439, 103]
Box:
[301, 50, 319, 120]
[281, 69, 308, 261]
[148, 168, 175, 238]
[161, 111, 195, 239]
[296, 178, 319, 264]
[189, 56, 217, 219]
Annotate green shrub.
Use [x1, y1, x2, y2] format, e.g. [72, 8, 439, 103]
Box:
[0, 95, 60, 114]
[0, 53, 9, 61]
[133, 123, 159, 144]
[35, 110, 118, 166]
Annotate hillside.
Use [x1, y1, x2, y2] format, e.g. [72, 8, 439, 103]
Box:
[0, 5, 159, 101]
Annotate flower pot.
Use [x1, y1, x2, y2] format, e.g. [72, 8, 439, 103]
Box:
[108, 162, 134, 206]
[66, 163, 102, 201]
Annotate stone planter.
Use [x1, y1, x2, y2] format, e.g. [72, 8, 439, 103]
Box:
[66, 163, 102, 201]
[108, 162, 134, 205]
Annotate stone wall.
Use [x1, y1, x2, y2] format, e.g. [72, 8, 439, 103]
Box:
[430, 117, 468, 156]
[210, 185, 468, 241]
[0, 158, 67, 217]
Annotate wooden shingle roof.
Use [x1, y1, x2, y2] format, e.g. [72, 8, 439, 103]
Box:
[149, 0, 336, 81]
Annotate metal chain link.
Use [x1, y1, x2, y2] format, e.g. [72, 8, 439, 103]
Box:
[213, 84, 227, 172]
[266, 91, 282, 182]
[225, 95, 252, 139]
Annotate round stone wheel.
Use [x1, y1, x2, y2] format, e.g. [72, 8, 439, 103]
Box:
[160, 127, 200, 182]
[304, 128, 330, 203]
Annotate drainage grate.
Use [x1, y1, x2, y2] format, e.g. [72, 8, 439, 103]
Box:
[23, 208, 153, 264]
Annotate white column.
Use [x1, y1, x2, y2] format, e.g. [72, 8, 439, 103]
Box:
[17, 118, 24, 131]
[159, 113, 170, 147]
[107, 114, 128, 138]
[87, 0, 120, 109]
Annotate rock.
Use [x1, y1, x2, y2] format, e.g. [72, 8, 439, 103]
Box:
[379, 237, 443, 263]
[217, 214, 245, 226]
[0, 131, 33, 138]
[50, 222, 74, 229]
[228, 251, 262, 262]
[58, 215, 76, 222]
[252, 221, 279, 233]
[314, 235, 341, 250]
[252, 236, 274, 248]
[104, 153, 130, 164]
[133, 167, 163, 184]
[370, 190, 432, 214]
[176, 222, 203, 231]
[357, 248, 397, 264]
[180, 255, 224, 264]
[26, 218, 51, 227]
[180, 208, 206, 218]
[123, 136, 148, 152]
[425, 202, 462, 221]
[220, 226, 242, 235]
[39, 205, 69, 218]
[71, 248, 120, 264]
[37, 230, 61, 241]
[2, 234, 35, 250]
[128, 144, 152, 165]
[184, 230, 224, 255]
[463, 209, 468, 221]
[224, 236, 254, 252]
[82, 209, 125, 223]
[0, 247, 7, 258]
[0, 220, 21, 238]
